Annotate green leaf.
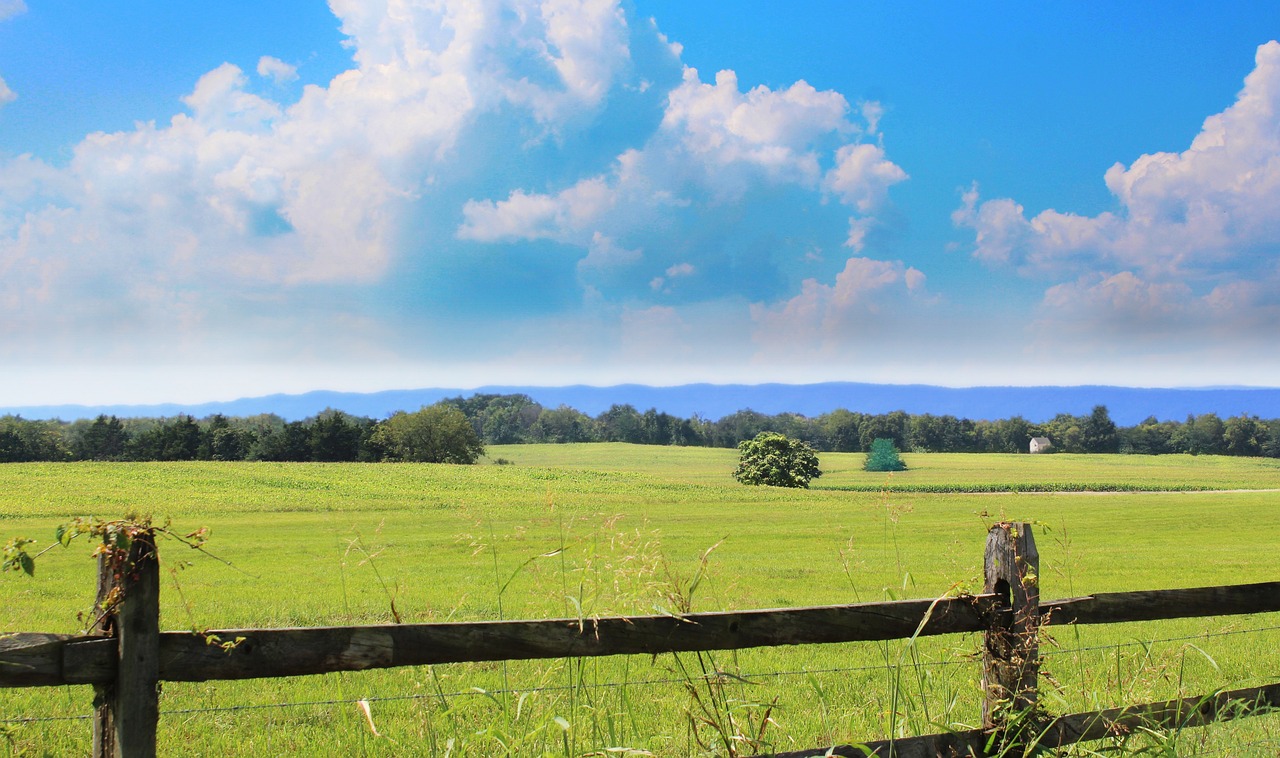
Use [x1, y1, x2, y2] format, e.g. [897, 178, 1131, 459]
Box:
[19, 553, 34, 577]
[56, 524, 73, 548]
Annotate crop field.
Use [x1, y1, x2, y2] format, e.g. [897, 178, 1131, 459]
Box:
[2, 446, 1280, 756]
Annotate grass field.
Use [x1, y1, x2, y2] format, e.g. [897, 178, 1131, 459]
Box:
[2, 446, 1280, 755]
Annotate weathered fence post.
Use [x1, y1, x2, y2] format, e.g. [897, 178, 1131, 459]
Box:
[982, 522, 1040, 737]
[91, 528, 160, 758]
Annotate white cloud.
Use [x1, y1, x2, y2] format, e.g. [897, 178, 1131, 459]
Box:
[183, 63, 282, 129]
[0, 0, 19, 107]
[581, 231, 640, 267]
[458, 177, 613, 242]
[823, 142, 908, 213]
[957, 41, 1280, 286]
[750, 256, 928, 358]
[257, 56, 299, 84]
[1040, 272, 1194, 332]
[647, 261, 694, 293]
[662, 67, 849, 186]
[0, 0, 917, 378]
[1031, 268, 1280, 351]
[0, 0, 24, 22]
[455, 62, 906, 298]
[952, 40, 1280, 364]
[860, 101, 884, 136]
[328, 0, 630, 128]
[0, 0, 666, 364]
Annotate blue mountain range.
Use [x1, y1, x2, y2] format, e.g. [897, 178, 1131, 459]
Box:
[5, 383, 1280, 426]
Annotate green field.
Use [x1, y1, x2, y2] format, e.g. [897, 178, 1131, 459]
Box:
[3, 446, 1280, 756]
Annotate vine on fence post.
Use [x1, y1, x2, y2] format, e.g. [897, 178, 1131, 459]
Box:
[91, 523, 160, 758]
[982, 521, 1043, 747]
[4, 514, 235, 758]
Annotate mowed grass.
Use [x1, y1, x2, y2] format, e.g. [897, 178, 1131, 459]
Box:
[2, 446, 1280, 756]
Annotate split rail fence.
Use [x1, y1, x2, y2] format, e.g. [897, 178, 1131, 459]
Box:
[3, 523, 1280, 757]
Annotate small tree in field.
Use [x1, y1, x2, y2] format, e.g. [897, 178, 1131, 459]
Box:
[734, 432, 822, 488]
[864, 437, 906, 472]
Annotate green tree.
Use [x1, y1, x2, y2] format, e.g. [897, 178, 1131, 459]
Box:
[1264, 419, 1280, 458]
[0, 416, 68, 462]
[864, 437, 907, 472]
[1122, 416, 1176, 455]
[981, 416, 1031, 454]
[530, 405, 597, 443]
[733, 432, 822, 488]
[859, 411, 909, 452]
[249, 421, 313, 461]
[197, 414, 233, 460]
[1172, 413, 1225, 455]
[371, 404, 484, 463]
[711, 409, 773, 448]
[1081, 405, 1119, 453]
[442, 393, 542, 444]
[1223, 414, 1268, 457]
[821, 409, 865, 452]
[309, 409, 367, 462]
[1041, 413, 1085, 453]
[909, 414, 974, 453]
[128, 415, 201, 461]
[597, 404, 645, 443]
[75, 414, 129, 460]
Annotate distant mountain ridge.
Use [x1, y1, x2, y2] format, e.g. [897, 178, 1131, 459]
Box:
[5, 383, 1280, 426]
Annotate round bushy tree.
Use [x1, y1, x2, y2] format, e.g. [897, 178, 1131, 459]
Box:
[864, 437, 907, 472]
[371, 404, 484, 463]
[733, 432, 822, 488]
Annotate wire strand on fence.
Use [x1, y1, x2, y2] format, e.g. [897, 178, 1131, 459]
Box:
[0, 713, 93, 724]
[6, 622, 1279, 726]
[1201, 736, 1280, 757]
[1041, 623, 1280, 658]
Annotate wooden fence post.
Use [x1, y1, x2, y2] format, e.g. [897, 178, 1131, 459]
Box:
[91, 528, 160, 758]
[982, 522, 1040, 735]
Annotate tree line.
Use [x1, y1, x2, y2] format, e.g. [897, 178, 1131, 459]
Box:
[1, 393, 1278, 463]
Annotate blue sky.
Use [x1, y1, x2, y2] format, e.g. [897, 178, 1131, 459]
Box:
[1, 1, 1279, 404]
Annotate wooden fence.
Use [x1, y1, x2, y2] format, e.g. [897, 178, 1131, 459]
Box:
[4, 522, 1280, 757]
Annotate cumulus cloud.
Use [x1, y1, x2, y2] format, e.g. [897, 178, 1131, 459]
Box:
[257, 56, 299, 84]
[0, 75, 13, 108]
[750, 256, 928, 358]
[1029, 267, 1280, 357]
[0, 0, 667, 360]
[662, 68, 848, 185]
[0, 0, 24, 22]
[0, 0, 915, 372]
[647, 261, 696, 293]
[456, 62, 907, 307]
[955, 40, 1280, 356]
[456, 65, 877, 243]
[458, 178, 614, 242]
[824, 143, 908, 213]
[957, 41, 1280, 284]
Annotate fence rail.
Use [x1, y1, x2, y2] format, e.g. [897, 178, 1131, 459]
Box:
[3, 523, 1279, 757]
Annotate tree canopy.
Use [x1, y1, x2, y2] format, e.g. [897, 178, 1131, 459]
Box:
[370, 404, 484, 464]
[733, 432, 822, 489]
[1, 399, 1278, 463]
